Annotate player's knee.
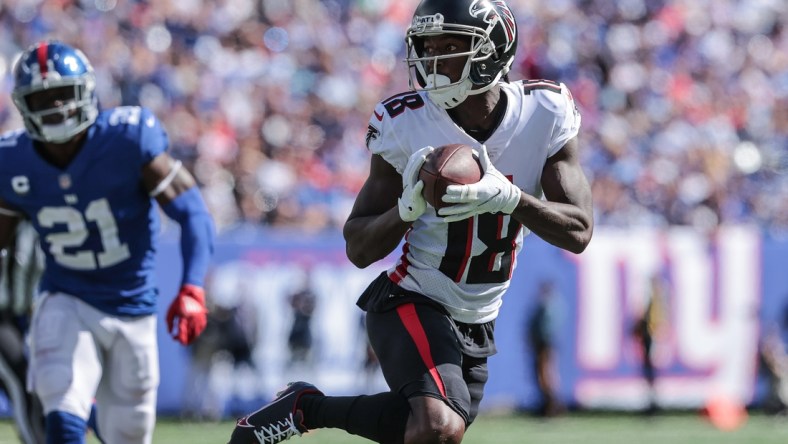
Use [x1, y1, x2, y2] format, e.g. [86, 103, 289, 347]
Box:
[406, 404, 466, 444]
[106, 405, 154, 442]
[34, 364, 72, 410]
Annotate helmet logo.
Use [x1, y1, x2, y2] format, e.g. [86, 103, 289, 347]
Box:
[62, 55, 80, 73]
[412, 13, 444, 32]
[469, 0, 516, 52]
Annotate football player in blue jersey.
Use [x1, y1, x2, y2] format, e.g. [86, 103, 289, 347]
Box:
[0, 40, 215, 444]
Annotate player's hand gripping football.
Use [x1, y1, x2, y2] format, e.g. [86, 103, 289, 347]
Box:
[166, 284, 208, 345]
[398, 145, 435, 222]
[438, 145, 521, 222]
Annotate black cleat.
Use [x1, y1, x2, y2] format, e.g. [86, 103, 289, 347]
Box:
[229, 382, 323, 444]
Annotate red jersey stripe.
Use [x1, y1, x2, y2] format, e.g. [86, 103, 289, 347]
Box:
[454, 219, 475, 282]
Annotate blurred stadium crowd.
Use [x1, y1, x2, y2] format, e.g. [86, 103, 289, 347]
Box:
[0, 0, 786, 235]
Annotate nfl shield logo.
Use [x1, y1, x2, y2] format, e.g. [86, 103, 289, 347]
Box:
[59, 174, 71, 189]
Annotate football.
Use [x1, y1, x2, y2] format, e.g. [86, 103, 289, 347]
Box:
[419, 144, 483, 210]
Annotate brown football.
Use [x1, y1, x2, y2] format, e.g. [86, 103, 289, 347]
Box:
[419, 144, 483, 210]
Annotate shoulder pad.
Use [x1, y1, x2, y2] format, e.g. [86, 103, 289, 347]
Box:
[0, 129, 26, 148]
[521, 80, 569, 114]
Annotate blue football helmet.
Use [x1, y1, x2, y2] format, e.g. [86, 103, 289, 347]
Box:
[11, 40, 98, 143]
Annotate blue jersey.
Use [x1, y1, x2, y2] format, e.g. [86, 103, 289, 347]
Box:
[0, 106, 167, 316]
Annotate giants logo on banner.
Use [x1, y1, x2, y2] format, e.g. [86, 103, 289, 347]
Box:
[573, 226, 760, 409]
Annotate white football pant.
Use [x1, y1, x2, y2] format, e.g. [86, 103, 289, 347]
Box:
[28, 292, 159, 444]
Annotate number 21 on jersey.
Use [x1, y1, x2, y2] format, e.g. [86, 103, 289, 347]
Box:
[439, 212, 521, 284]
[38, 198, 130, 270]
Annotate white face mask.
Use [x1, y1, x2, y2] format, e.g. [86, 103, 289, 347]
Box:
[425, 74, 473, 109]
[14, 80, 98, 144]
[39, 116, 81, 143]
[425, 74, 452, 89]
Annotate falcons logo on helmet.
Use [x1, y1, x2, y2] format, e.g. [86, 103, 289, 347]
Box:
[469, 0, 516, 52]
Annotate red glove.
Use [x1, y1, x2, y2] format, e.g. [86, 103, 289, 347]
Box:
[166, 284, 208, 345]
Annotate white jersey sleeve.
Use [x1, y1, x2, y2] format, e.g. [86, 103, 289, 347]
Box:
[531, 82, 581, 157]
[365, 95, 412, 174]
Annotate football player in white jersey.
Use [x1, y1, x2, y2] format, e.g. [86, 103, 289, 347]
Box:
[229, 0, 593, 443]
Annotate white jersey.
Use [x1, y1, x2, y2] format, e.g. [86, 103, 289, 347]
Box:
[365, 80, 581, 324]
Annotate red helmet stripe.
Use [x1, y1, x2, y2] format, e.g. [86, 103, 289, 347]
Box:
[36, 42, 49, 78]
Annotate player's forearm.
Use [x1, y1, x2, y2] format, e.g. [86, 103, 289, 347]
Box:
[344, 208, 410, 268]
[511, 194, 593, 254]
[161, 187, 215, 286]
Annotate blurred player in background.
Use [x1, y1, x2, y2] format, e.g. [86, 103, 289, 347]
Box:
[0, 40, 214, 444]
[229, 0, 593, 443]
[632, 274, 668, 415]
[287, 282, 317, 368]
[527, 280, 566, 417]
[0, 221, 45, 443]
[759, 309, 788, 415]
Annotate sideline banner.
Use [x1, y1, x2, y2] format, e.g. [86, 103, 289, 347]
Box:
[151, 225, 785, 414]
[1, 226, 779, 417]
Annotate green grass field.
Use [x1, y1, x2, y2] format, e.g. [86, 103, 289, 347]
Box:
[2, 412, 787, 443]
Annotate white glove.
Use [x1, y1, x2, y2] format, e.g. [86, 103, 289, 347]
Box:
[398, 145, 435, 222]
[438, 145, 521, 222]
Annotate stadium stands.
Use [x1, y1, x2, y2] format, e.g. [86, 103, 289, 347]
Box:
[0, 0, 785, 233]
